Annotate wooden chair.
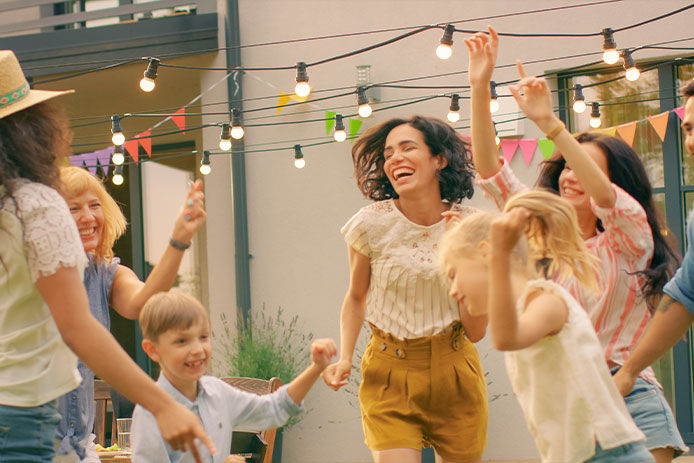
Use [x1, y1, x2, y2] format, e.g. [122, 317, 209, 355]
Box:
[94, 379, 118, 447]
[220, 377, 283, 463]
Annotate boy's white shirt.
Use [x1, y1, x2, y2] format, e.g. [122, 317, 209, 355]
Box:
[131, 374, 302, 463]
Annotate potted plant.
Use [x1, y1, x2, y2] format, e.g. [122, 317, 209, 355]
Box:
[217, 305, 314, 462]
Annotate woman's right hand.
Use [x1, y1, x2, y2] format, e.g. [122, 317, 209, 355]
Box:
[321, 358, 352, 391]
[171, 179, 206, 245]
[464, 26, 499, 87]
[508, 61, 561, 133]
[155, 401, 217, 462]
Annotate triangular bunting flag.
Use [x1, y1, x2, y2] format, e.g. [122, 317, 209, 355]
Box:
[674, 106, 685, 121]
[138, 130, 152, 158]
[325, 111, 336, 136]
[616, 122, 637, 147]
[499, 139, 520, 163]
[597, 127, 617, 136]
[647, 111, 670, 142]
[123, 139, 139, 163]
[95, 146, 114, 176]
[276, 92, 290, 115]
[82, 151, 99, 176]
[537, 139, 556, 159]
[518, 139, 538, 166]
[69, 153, 86, 167]
[172, 108, 186, 133]
[349, 118, 362, 142]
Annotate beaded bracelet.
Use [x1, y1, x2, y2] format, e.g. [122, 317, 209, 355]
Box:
[169, 237, 191, 251]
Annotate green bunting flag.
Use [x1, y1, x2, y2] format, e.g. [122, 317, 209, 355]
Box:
[325, 111, 336, 136]
[537, 139, 556, 159]
[349, 118, 363, 142]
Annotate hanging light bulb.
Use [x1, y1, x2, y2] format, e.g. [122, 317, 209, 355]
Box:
[139, 57, 160, 92]
[447, 94, 460, 123]
[357, 86, 372, 118]
[589, 102, 602, 128]
[218, 123, 232, 151]
[602, 28, 619, 65]
[334, 114, 347, 142]
[436, 24, 455, 60]
[112, 166, 124, 186]
[112, 145, 125, 166]
[230, 108, 244, 139]
[294, 62, 311, 98]
[200, 151, 211, 175]
[573, 84, 587, 113]
[494, 122, 500, 145]
[489, 81, 500, 113]
[294, 144, 305, 169]
[111, 115, 125, 146]
[622, 49, 640, 82]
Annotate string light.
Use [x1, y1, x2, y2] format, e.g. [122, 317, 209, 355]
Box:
[436, 24, 455, 60]
[447, 94, 460, 123]
[602, 28, 619, 64]
[294, 144, 305, 169]
[111, 115, 125, 146]
[489, 81, 500, 113]
[622, 49, 640, 81]
[573, 84, 586, 113]
[111, 145, 124, 165]
[334, 114, 347, 142]
[589, 102, 602, 128]
[139, 58, 160, 92]
[231, 108, 245, 139]
[200, 150, 211, 175]
[295, 62, 311, 98]
[357, 86, 372, 118]
[112, 165, 124, 185]
[219, 123, 231, 151]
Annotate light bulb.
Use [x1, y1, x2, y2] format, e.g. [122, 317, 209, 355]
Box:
[573, 84, 586, 113]
[489, 81, 499, 113]
[603, 49, 619, 65]
[294, 158, 306, 169]
[112, 173, 124, 185]
[447, 94, 460, 123]
[590, 117, 601, 128]
[111, 115, 124, 146]
[199, 164, 211, 175]
[139, 77, 155, 92]
[231, 126, 244, 140]
[230, 108, 244, 139]
[357, 86, 372, 118]
[112, 132, 125, 146]
[495, 135, 500, 145]
[447, 110, 460, 123]
[436, 44, 452, 60]
[219, 139, 231, 151]
[622, 49, 640, 82]
[219, 124, 231, 150]
[112, 150, 124, 166]
[489, 99, 500, 113]
[625, 67, 640, 82]
[334, 130, 347, 142]
[294, 62, 310, 97]
[293, 144, 305, 168]
[359, 103, 372, 118]
[589, 102, 601, 128]
[573, 100, 586, 114]
[295, 81, 311, 98]
[601, 28, 619, 64]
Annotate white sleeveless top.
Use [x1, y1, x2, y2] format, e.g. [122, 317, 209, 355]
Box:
[341, 199, 477, 339]
[505, 279, 644, 463]
[0, 181, 84, 406]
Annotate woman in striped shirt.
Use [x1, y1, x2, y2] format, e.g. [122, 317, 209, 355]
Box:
[466, 27, 685, 462]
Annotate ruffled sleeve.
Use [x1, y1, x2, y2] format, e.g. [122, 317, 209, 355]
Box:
[590, 184, 653, 262]
[474, 159, 528, 211]
[341, 207, 372, 258]
[14, 182, 87, 282]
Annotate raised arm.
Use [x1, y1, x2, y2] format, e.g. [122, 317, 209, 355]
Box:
[110, 180, 206, 320]
[508, 62, 615, 208]
[321, 246, 370, 391]
[465, 26, 503, 178]
[287, 338, 337, 404]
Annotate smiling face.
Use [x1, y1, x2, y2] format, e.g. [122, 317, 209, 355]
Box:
[66, 189, 105, 254]
[557, 142, 609, 215]
[383, 124, 446, 198]
[446, 252, 489, 316]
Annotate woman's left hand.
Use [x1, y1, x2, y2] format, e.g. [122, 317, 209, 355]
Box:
[171, 179, 206, 245]
[508, 61, 561, 134]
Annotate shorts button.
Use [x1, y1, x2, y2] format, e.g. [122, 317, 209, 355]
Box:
[453, 338, 460, 350]
[395, 348, 404, 358]
[380, 342, 387, 351]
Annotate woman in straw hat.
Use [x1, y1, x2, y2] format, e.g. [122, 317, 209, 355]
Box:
[55, 166, 205, 462]
[0, 50, 215, 462]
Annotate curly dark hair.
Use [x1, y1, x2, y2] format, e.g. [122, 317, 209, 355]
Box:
[351, 115, 475, 202]
[536, 131, 679, 307]
[0, 99, 71, 197]
[682, 80, 694, 100]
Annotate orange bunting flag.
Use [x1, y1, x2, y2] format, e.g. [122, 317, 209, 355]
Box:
[500, 139, 520, 163]
[123, 139, 139, 164]
[616, 122, 637, 147]
[138, 130, 152, 158]
[647, 111, 670, 142]
[172, 108, 186, 133]
[518, 139, 538, 166]
[276, 92, 290, 115]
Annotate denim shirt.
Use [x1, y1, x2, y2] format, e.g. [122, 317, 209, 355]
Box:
[56, 254, 119, 459]
[664, 209, 694, 315]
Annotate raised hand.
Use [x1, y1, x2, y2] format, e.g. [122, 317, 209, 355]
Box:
[464, 26, 499, 86]
[507, 61, 560, 133]
[321, 359, 351, 391]
[311, 338, 338, 371]
[490, 207, 531, 255]
[171, 179, 206, 245]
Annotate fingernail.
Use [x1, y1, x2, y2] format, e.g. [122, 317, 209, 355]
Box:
[187, 199, 194, 207]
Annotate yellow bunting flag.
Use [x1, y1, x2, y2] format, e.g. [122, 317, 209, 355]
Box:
[615, 122, 637, 146]
[597, 127, 617, 136]
[276, 92, 291, 115]
[647, 111, 670, 142]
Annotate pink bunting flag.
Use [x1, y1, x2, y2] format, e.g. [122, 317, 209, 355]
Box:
[69, 153, 86, 167]
[138, 130, 152, 158]
[82, 151, 99, 175]
[518, 139, 538, 166]
[172, 108, 186, 133]
[499, 139, 520, 163]
[94, 146, 114, 176]
[647, 111, 670, 142]
[615, 122, 637, 147]
[123, 139, 139, 163]
[674, 106, 685, 121]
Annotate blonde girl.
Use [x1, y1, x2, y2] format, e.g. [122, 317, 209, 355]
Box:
[440, 190, 652, 463]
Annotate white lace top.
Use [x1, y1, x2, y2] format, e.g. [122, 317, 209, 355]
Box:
[0, 181, 84, 406]
[341, 199, 477, 339]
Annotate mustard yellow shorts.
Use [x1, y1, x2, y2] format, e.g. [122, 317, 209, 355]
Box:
[359, 324, 488, 462]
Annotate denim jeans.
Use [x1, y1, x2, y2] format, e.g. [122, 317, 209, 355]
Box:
[0, 401, 60, 462]
[585, 440, 654, 462]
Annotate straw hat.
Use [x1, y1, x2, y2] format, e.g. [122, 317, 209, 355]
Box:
[0, 50, 73, 119]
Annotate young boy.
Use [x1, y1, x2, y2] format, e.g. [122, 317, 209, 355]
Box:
[131, 290, 337, 462]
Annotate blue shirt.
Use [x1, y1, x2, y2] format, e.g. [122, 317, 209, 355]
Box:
[664, 210, 694, 315]
[56, 255, 119, 459]
[131, 374, 302, 463]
